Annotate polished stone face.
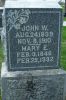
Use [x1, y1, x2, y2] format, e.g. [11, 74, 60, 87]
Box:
[2, 69, 65, 100]
[5, 8, 62, 71]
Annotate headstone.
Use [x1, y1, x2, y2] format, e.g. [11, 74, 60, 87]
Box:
[1, 0, 66, 100]
[4, 1, 62, 71]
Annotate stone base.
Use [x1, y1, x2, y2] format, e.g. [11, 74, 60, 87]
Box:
[1, 63, 66, 100]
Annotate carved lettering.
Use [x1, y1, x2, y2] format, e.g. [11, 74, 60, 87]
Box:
[15, 24, 54, 64]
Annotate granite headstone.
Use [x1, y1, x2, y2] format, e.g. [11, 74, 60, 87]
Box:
[1, 1, 66, 100]
[4, 1, 62, 71]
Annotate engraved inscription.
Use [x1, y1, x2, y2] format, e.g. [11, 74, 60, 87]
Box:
[4, 75, 64, 100]
[15, 25, 54, 64]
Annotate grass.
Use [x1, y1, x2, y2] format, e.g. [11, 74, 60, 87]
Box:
[64, 17, 66, 21]
[0, 96, 1, 100]
[61, 27, 66, 70]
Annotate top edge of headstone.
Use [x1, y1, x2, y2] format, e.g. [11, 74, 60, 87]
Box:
[5, 0, 62, 8]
